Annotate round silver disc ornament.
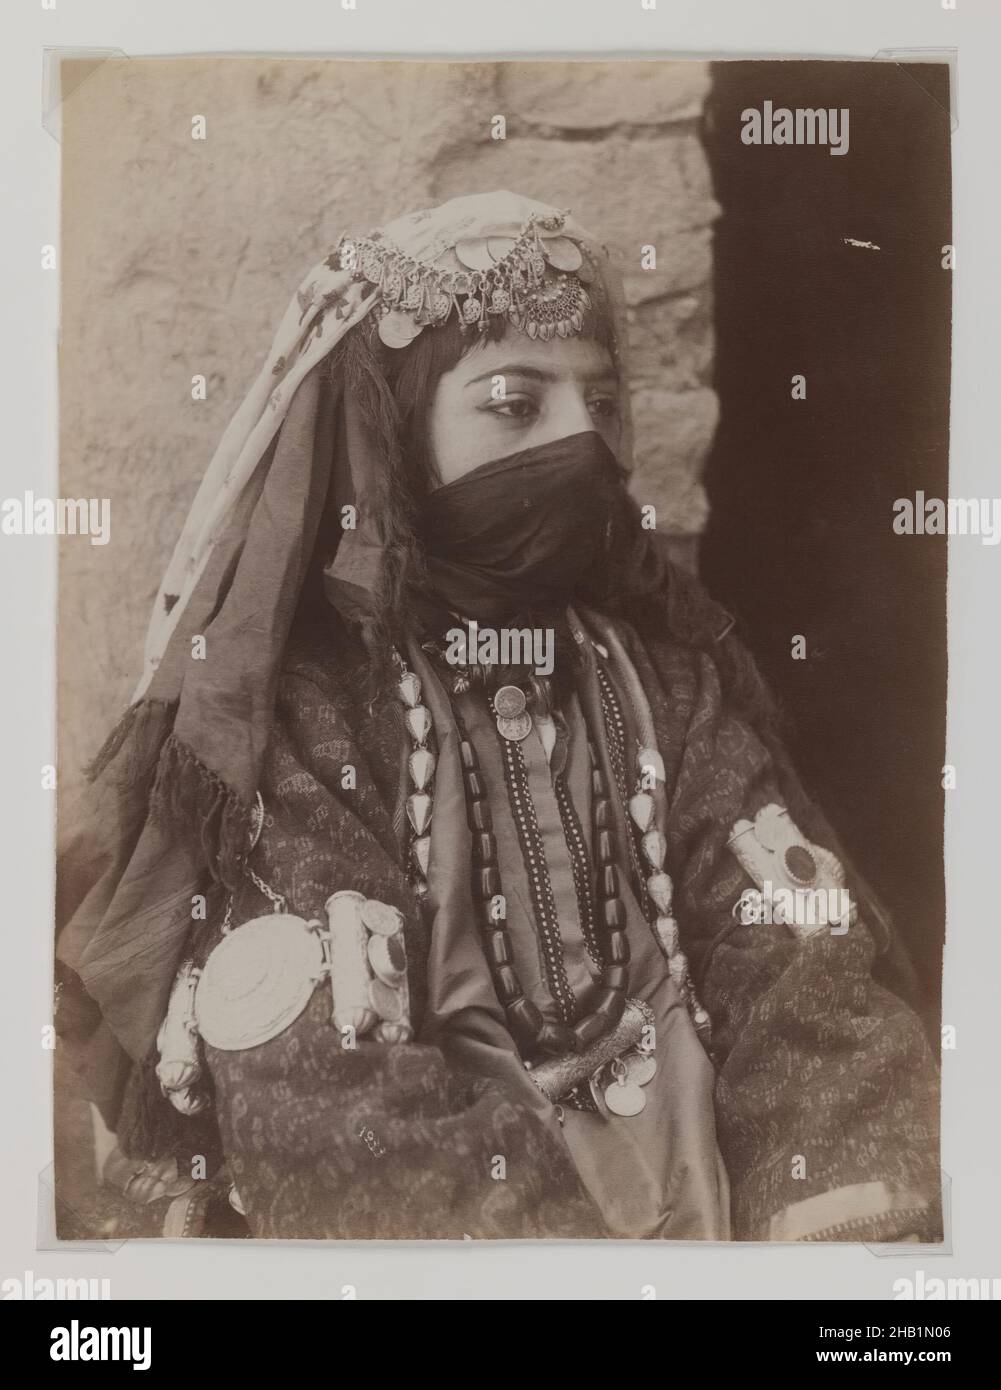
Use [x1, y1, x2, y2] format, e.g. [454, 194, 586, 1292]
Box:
[604, 1078, 647, 1117]
[542, 236, 584, 272]
[455, 238, 495, 271]
[493, 685, 527, 719]
[360, 899, 405, 937]
[378, 309, 422, 348]
[369, 978, 405, 1023]
[496, 712, 533, 742]
[367, 931, 406, 985]
[195, 914, 324, 1051]
[624, 1052, 657, 1087]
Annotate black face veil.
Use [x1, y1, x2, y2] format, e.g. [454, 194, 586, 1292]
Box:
[418, 430, 624, 626]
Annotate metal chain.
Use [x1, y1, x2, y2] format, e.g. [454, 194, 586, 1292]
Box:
[248, 866, 286, 912]
[218, 792, 284, 935]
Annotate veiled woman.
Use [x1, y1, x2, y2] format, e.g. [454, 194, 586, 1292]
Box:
[56, 190, 941, 1242]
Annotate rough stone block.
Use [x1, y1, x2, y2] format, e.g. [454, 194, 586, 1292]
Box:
[498, 60, 710, 129]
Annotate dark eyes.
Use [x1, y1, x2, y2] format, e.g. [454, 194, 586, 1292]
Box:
[482, 395, 619, 422]
[486, 398, 536, 420]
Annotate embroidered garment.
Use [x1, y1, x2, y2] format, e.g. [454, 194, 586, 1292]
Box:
[83, 600, 934, 1242]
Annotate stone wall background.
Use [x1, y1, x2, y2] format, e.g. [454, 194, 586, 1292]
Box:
[58, 57, 719, 806]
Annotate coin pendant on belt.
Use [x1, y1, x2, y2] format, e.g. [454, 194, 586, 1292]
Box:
[624, 1052, 657, 1087]
[369, 977, 404, 1022]
[368, 930, 406, 985]
[360, 899, 404, 937]
[604, 1078, 647, 1117]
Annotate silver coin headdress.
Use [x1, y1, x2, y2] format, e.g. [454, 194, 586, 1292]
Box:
[338, 207, 600, 347]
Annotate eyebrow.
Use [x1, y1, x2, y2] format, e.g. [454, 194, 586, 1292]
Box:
[463, 363, 618, 389]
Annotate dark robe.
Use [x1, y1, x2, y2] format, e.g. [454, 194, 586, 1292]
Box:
[56, 598, 942, 1243]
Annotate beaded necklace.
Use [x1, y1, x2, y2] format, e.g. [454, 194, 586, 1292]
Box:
[451, 699, 631, 1058]
[393, 644, 710, 1063]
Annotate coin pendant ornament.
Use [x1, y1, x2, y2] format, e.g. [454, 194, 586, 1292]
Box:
[601, 1053, 652, 1116]
[378, 308, 422, 348]
[360, 899, 405, 937]
[542, 236, 584, 272]
[624, 1051, 657, 1087]
[496, 712, 532, 742]
[604, 1075, 647, 1117]
[369, 978, 405, 1022]
[493, 684, 532, 741]
[455, 238, 495, 272]
[494, 684, 527, 718]
[195, 914, 324, 1051]
[368, 931, 407, 985]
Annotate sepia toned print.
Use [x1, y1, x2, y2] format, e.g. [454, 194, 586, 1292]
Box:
[53, 58, 946, 1242]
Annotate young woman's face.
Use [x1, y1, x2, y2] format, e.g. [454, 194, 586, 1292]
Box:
[427, 333, 621, 487]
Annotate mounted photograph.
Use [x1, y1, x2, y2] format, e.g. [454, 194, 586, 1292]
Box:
[53, 55, 950, 1244]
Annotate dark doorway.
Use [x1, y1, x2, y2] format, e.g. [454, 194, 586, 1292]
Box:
[699, 61, 951, 1021]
